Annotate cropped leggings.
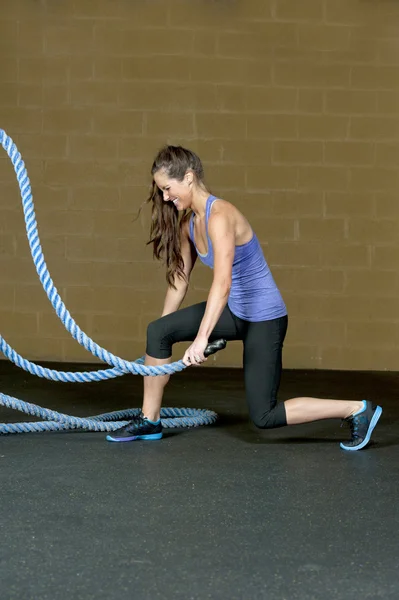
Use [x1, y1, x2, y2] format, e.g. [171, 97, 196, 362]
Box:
[146, 303, 288, 429]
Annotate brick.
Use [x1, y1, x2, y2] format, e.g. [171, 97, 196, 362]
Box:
[378, 92, 399, 114]
[298, 24, 350, 51]
[201, 164, 246, 189]
[252, 217, 295, 242]
[91, 313, 140, 339]
[297, 90, 323, 113]
[145, 112, 193, 138]
[289, 319, 346, 346]
[273, 141, 322, 164]
[196, 114, 246, 140]
[247, 114, 297, 139]
[2, 108, 42, 134]
[0, 19, 17, 55]
[349, 168, 399, 192]
[325, 90, 377, 115]
[122, 56, 191, 82]
[0, 83, 18, 106]
[43, 109, 92, 134]
[325, 0, 379, 25]
[26, 185, 69, 211]
[217, 32, 273, 58]
[375, 143, 399, 167]
[374, 194, 399, 218]
[168, 1, 238, 29]
[61, 337, 102, 363]
[216, 85, 247, 112]
[0, 233, 16, 256]
[347, 322, 396, 348]
[321, 244, 370, 268]
[235, 0, 273, 20]
[325, 193, 373, 217]
[17, 21, 44, 55]
[373, 246, 399, 269]
[92, 212, 143, 237]
[70, 81, 118, 106]
[351, 66, 399, 90]
[347, 219, 399, 244]
[274, 0, 323, 21]
[267, 242, 321, 267]
[247, 87, 296, 113]
[299, 219, 345, 242]
[0, 310, 38, 336]
[271, 192, 323, 216]
[299, 166, 348, 191]
[43, 85, 70, 108]
[0, 57, 17, 82]
[94, 57, 122, 80]
[274, 63, 350, 87]
[17, 83, 43, 108]
[92, 108, 143, 135]
[189, 57, 250, 85]
[221, 140, 272, 165]
[246, 165, 298, 190]
[0, 284, 14, 309]
[19, 57, 69, 83]
[345, 270, 398, 296]
[69, 135, 118, 160]
[324, 142, 374, 166]
[295, 269, 345, 294]
[193, 31, 217, 56]
[16, 134, 67, 160]
[297, 115, 348, 139]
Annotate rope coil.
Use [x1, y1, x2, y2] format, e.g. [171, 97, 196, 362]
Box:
[0, 129, 220, 434]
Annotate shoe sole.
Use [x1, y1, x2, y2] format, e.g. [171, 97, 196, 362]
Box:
[106, 433, 163, 443]
[340, 406, 382, 451]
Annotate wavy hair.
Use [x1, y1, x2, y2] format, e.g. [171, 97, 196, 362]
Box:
[145, 145, 206, 289]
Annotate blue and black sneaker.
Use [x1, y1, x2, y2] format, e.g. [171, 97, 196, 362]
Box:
[340, 400, 382, 451]
[106, 413, 163, 443]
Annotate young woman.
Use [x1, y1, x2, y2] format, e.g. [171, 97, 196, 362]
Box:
[106, 146, 382, 451]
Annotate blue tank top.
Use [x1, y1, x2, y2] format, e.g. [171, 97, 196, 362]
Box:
[189, 195, 287, 322]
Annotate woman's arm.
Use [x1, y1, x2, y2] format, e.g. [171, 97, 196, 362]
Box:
[182, 206, 235, 366]
[197, 208, 234, 338]
[161, 217, 197, 317]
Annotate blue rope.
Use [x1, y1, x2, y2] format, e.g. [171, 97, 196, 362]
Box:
[0, 129, 218, 434]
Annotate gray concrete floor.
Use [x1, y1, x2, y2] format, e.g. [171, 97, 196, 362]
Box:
[0, 360, 398, 600]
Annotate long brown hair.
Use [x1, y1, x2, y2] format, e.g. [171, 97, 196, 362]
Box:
[146, 145, 206, 288]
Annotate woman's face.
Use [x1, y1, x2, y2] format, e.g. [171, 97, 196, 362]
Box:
[153, 169, 192, 211]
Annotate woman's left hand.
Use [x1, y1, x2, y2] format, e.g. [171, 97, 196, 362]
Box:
[182, 336, 209, 367]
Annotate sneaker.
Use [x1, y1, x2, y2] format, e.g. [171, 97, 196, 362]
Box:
[106, 413, 163, 443]
[340, 400, 382, 451]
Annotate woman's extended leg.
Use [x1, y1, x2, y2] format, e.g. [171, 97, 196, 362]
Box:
[242, 315, 382, 450]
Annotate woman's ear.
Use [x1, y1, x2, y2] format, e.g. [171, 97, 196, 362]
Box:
[185, 170, 194, 186]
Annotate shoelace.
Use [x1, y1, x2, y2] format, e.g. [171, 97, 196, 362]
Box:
[340, 414, 361, 439]
[124, 414, 145, 433]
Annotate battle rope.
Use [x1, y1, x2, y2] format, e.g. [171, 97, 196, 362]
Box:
[0, 129, 225, 434]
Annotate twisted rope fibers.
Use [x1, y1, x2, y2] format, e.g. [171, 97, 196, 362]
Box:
[0, 129, 218, 434]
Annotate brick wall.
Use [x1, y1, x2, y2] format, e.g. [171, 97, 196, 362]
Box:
[0, 0, 398, 370]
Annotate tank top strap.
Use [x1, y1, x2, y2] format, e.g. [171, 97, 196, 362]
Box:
[205, 194, 218, 237]
[189, 211, 195, 243]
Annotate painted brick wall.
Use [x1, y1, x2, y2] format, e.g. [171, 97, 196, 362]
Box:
[0, 0, 398, 370]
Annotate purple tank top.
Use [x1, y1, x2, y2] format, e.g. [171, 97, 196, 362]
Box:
[189, 195, 287, 322]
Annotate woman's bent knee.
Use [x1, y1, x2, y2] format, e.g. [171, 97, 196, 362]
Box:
[250, 403, 287, 429]
[146, 319, 171, 359]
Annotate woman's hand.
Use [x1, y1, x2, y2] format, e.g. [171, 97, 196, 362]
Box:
[182, 335, 209, 367]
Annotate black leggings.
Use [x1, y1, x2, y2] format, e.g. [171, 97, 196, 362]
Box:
[146, 303, 288, 429]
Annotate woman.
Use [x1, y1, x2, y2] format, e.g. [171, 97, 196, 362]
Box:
[106, 146, 382, 451]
